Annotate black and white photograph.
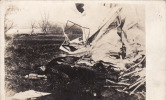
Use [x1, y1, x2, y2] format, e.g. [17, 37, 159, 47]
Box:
[3, 1, 147, 100]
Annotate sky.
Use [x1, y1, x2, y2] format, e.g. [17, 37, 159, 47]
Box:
[5, 1, 113, 34]
[5, 1, 144, 35]
[6, 1, 81, 29]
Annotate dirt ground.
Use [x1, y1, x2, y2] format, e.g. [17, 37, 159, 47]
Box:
[5, 34, 144, 100]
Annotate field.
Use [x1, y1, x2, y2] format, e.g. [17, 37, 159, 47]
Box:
[5, 33, 65, 97]
[5, 33, 143, 100]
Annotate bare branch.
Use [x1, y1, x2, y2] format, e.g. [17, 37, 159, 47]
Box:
[4, 4, 19, 34]
[4, 22, 14, 33]
[38, 11, 50, 34]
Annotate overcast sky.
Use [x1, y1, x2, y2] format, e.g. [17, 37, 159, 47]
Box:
[5, 1, 144, 35]
[6, 1, 81, 28]
[6, 1, 111, 29]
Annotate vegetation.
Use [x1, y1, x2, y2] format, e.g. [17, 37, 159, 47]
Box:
[4, 4, 20, 34]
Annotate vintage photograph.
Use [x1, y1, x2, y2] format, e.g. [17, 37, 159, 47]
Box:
[4, 1, 146, 100]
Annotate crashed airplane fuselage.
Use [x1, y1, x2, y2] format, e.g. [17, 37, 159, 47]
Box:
[60, 4, 145, 68]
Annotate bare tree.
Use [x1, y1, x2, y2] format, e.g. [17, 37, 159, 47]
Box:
[30, 21, 36, 34]
[4, 4, 19, 34]
[38, 11, 50, 34]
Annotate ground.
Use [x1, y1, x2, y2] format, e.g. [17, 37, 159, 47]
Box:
[5, 33, 144, 100]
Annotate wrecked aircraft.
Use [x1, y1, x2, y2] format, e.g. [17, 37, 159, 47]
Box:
[60, 4, 145, 70]
[24, 3, 145, 97]
[57, 3, 146, 96]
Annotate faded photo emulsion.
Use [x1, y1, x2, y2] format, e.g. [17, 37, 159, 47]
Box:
[4, 2, 146, 100]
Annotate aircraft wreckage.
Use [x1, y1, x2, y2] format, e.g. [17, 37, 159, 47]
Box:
[25, 4, 146, 97]
[59, 4, 145, 96]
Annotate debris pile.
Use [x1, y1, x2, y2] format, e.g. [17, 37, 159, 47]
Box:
[24, 4, 145, 98]
[105, 55, 146, 95]
[58, 4, 146, 97]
